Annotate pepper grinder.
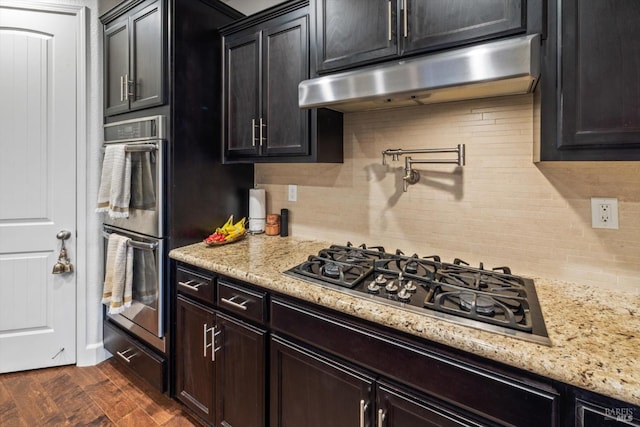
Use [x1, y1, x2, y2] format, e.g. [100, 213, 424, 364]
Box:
[280, 208, 289, 237]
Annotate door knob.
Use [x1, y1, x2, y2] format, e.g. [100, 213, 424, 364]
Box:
[52, 230, 74, 274]
[56, 230, 72, 240]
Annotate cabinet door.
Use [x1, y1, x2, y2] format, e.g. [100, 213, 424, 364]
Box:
[104, 19, 129, 116]
[270, 336, 374, 427]
[315, 0, 398, 72]
[576, 399, 640, 427]
[559, 0, 640, 152]
[174, 296, 216, 424]
[376, 382, 488, 427]
[402, 0, 525, 55]
[224, 31, 261, 158]
[215, 312, 266, 427]
[129, 0, 164, 111]
[262, 14, 309, 156]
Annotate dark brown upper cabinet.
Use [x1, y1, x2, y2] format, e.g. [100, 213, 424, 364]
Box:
[314, 0, 527, 73]
[103, 0, 165, 116]
[539, 0, 640, 160]
[221, 1, 343, 163]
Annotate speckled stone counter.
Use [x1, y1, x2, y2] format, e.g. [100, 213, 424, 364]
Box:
[169, 234, 640, 406]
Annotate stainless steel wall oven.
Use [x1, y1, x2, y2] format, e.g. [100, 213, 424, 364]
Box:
[101, 115, 168, 354]
[102, 115, 165, 237]
[102, 225, 165, 351]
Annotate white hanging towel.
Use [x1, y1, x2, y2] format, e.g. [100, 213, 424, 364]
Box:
[102, 233, 134, 314]
[96, 145, 132, 218]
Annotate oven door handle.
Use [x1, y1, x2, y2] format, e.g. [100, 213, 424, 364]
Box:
[101, 143, 158, 153]
[124, 144, 157, 153]
[102, 231, 158, 251]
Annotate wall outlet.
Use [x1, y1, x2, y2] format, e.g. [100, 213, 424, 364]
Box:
[288, 184, 297, 202]
[591, 198, 619, 229]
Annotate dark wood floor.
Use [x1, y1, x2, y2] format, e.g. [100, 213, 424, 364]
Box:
[0, 358, 203, 426]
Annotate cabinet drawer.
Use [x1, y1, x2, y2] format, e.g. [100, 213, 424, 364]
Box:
[217, 280, 267, 324]
[176, 266, 215, 305]
[103, 321, 165, 392]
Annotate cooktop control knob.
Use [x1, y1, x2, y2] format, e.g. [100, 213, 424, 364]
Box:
[397, 288, 411, 302]
[385, 281, 399, 294]
[404, 280, 417, 293]
[375, 274, 387, 284]
[367, 282, 381, 294]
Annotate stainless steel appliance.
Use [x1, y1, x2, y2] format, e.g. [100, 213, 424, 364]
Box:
[103, 225, 165, 351]
[285, 243, 550, 346]
[299, 34, 541, 112]
[101, 115, 167, 353]
[102, 115, 165, 238]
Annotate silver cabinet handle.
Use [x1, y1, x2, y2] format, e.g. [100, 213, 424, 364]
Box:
[388, 1, 392, 41]
[124, 73, 133, 100]
[221, 295, 248, 311]
[359, 399, 369, 427]
[377, 408, 386, 427]
[259, 117, 266, 146]
[212, 326, 222, 362]
[403, 0, 408, 38]
[251, 118, 257, 147]
[120, 75, 124, 102]
[203, 323, 214, 358]
[124, 73, 129, 101]
[178, 279, 206, 292]
[116, 348, 137, 363]
[204, 324, 221, 361]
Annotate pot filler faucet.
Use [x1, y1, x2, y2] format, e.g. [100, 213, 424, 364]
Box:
[382, 144, 465, 192]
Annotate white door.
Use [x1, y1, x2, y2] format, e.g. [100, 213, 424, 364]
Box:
[0, 3, 79, 372]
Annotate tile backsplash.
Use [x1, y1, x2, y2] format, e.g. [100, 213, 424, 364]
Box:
[256, 95, 640, 292]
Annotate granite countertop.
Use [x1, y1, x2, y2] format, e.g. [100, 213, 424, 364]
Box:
[169, 234, 640, 406]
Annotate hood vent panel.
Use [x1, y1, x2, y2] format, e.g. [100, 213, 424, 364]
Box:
[299, 34, 540, 113]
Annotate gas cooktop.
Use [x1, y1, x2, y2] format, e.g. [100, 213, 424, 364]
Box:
[284, 243, 550, 346]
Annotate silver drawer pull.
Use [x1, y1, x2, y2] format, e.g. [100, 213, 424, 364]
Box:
[221, 295, 248, 310]
[116, 348, 137, 363]
[179, 279, 206, 291]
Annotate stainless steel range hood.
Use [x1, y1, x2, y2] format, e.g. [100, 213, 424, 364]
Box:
[299, 34, 540, 113]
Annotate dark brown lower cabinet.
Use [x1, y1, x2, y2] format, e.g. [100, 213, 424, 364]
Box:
[570, 387, 640, 427]
[215, 312, 266, 427]
[174, 295, 266, 426]
[270, 335, 491, 427]
[270, 336, 374, 427]
[270, 297, 558, 427]
[376, 382, 488, 427]
[174, 296, 216, 424]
